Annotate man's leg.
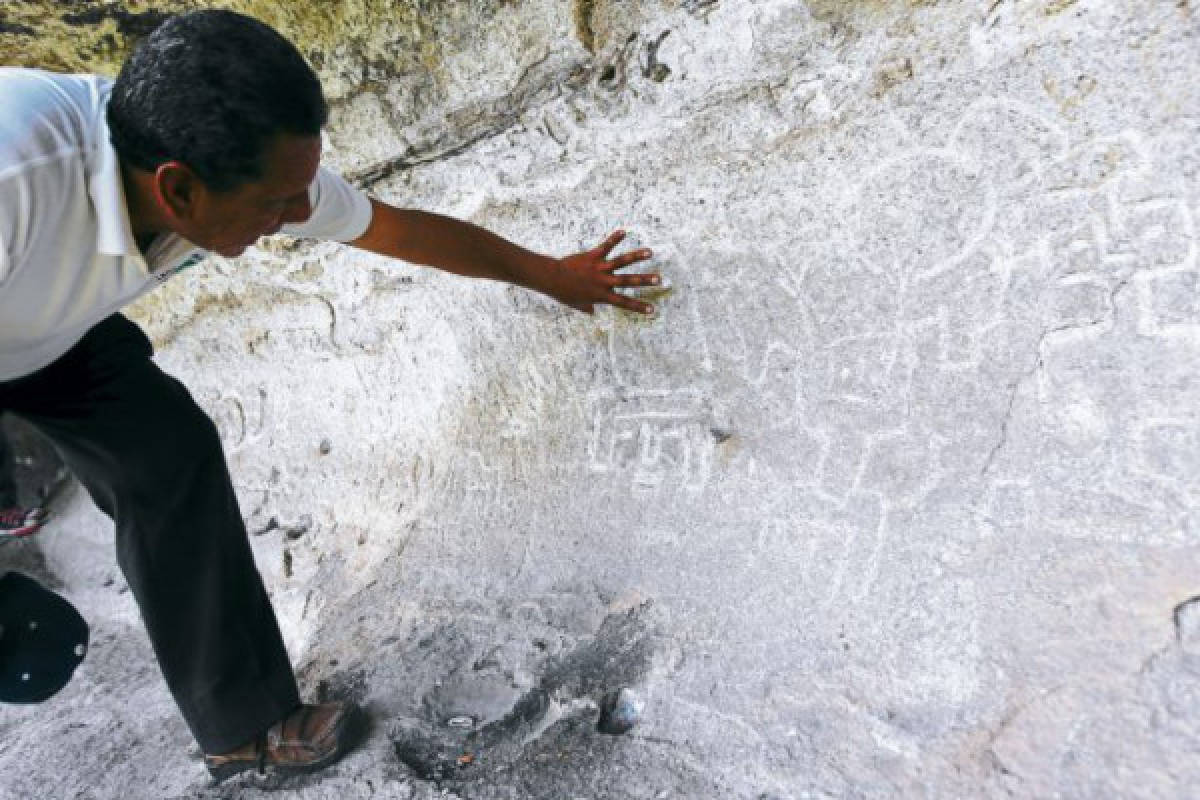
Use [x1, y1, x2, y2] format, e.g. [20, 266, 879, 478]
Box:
[0, 315, 300, 754]
[0, 420, 17, 509]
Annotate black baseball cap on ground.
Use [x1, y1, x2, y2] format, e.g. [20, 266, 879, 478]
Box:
[0, 571, 88, 703]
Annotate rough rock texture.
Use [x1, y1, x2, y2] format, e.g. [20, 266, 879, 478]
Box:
[2, 1, 1200, 798]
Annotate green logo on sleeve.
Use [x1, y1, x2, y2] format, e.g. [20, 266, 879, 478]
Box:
[156, 252, 206, 283]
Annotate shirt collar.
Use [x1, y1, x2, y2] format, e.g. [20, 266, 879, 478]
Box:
[87, 109, 143, 261]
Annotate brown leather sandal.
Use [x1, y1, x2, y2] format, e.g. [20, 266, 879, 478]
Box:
[205, 701, 365, 785]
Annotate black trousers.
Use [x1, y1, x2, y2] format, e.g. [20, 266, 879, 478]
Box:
[0, 420, 15, 508]
[0, 314, 300, 753]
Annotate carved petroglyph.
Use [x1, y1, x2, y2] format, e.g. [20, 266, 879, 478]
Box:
[852, 150, 996, 281]
[585, 251, 798, 492]
[210, 393, 246, 451]
[749, 489, 888, 606]
[949, 99, 1071, 192]
[821, 331, 912, 415]
[587, 389, 710, 495]
[1131, 196, 1199, 339]
[585, 93, 1197, 564]
[206, 385, 272, 455]
[905, 108, 1198, 509]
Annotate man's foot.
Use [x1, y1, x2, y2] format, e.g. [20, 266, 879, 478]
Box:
[0, 505, 48, 539]
[204, 701, 365, 785]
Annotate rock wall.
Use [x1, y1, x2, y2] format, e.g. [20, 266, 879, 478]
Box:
[2, 1, 1199, 798]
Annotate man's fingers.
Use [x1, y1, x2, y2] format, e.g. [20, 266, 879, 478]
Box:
[604, 247, 653, 272]
[594, 229, 627, 258]
[605, 271, 661, 288]
[605, 291, 654, 315]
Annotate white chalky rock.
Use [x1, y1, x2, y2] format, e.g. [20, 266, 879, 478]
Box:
[3, 1, 1200, 798]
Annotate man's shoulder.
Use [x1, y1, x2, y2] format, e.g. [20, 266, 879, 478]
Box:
[0, 69, 111, 176]
[0, 68, 110, 103]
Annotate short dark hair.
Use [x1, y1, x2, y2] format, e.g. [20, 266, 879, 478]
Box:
[106, 10, 327, 192]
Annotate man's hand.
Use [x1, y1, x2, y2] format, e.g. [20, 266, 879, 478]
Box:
[548, 230, 660, 315]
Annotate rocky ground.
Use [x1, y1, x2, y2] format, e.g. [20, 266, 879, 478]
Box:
[1, 1, 1199, 798]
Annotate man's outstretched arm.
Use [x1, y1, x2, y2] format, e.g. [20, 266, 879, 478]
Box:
[348, 198, 661, 315]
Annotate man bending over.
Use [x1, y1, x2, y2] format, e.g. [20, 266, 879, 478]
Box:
[0, 9, 658, 783]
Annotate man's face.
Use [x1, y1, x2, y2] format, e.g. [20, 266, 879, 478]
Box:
[184, 134, 321, 257]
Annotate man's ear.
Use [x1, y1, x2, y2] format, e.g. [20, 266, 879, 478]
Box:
[153, 161, 202, 223]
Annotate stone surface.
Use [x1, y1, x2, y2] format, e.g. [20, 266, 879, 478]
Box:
[2, 0, 1200, 798]
[0, 415, 67, 510]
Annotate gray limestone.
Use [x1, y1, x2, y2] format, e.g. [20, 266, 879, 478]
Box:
[1, 1, 1199, 798]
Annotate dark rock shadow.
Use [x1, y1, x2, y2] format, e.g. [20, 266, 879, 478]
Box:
[386, 602, 676, 795]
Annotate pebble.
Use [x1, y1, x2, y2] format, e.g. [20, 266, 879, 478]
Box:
[597, 687, 643, 735]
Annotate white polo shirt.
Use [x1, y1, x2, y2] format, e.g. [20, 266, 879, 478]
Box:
[0, 68, 373, 381]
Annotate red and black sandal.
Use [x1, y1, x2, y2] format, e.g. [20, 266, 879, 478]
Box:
[204, 701, 366, 784]
[0, 506, 48, 540]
